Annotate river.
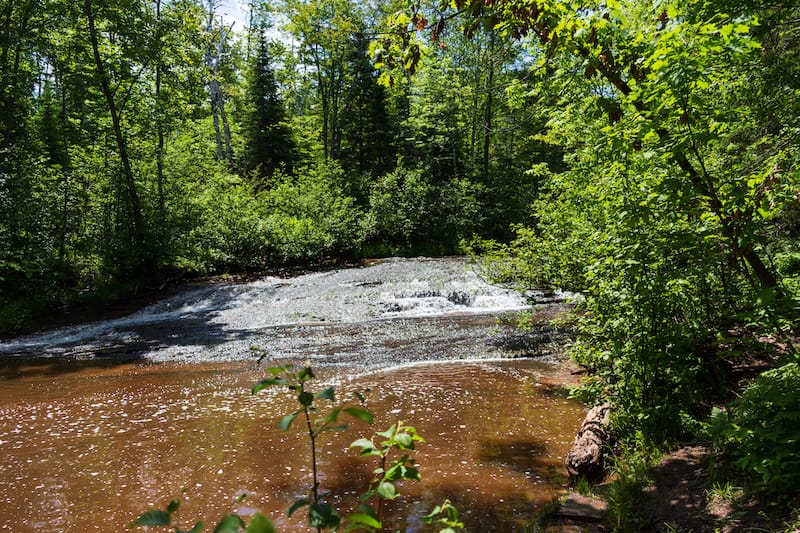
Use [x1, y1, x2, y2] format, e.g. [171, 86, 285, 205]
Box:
[0, 257, 585, 532]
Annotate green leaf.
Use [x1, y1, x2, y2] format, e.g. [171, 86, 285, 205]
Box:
[350, 437, 376, 451]
[167, 498, 181, 514]
[266, 366, 286, 377]
[131, 510, 171, 527]
[213, 515, 245, 533]
[377, 424, 396, 439]
[402, 466, 421, 481]
[320, 424, 348, 433]
[346, 512, 382, 528]
[344, 407, 374, 424]
[287, 498, 311, 517]
[298, 365, 314, 382]
[316, 387, 335, 401]
[279, 411, 300, 431]
[298, 391, 314, 406]
[422, 504, 443, 520]
[394, 432, 413, 449]
[245, 513, 276, 533]
[309, 503, 341, 529]
[376, 482, 398, 500]
[251, 379, 285, 395]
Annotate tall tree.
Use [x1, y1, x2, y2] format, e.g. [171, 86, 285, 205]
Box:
[339, 32, 396, 182]
[83, 0, 145, 246]
[285, 0, 363, 161]
[204, 0, 235, 163]
[240, 30, 297, 183]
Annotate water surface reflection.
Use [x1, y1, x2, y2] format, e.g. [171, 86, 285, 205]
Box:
[0, 359, 583, 532]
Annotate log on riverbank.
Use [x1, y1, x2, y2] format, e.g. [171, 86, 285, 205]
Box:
[565, 403, 613, 480]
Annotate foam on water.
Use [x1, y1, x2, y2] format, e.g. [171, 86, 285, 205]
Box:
[0, 258, 533, 359]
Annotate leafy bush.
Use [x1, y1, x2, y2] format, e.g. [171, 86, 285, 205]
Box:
[173, 162, 364, 272]
[711, 363, 800, 495]
[365, 167, 483, 253]
[262, 163, 364, 262]
[365, 166, 433, 248]
[180, 174, 273, 272]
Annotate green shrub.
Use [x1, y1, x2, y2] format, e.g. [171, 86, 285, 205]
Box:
[711, 363, 800, 495]
[364, 166, 433, 247]
[262, 162, 364, 262]
[365, 167, 483, 253]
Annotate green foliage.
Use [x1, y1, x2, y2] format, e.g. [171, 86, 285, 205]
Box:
[180, 171, 273, 272]
[262, 163, 365, 263]
[3, 0, 565, 335]
[420, 500, 465, 533]
[711, 363, 800, 495]
[604, 451, 655, 532]
[459, 0, 800, 448]
[350, 421, 425, 524]
[365, 166, 484, 254]
[130, 495, 275, 533]
[240, 32, 297, 183]
[250, 362, 463, 532]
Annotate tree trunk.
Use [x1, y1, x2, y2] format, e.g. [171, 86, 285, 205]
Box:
[482, 31, 494, 178]
[155, 0, 165, 219]
[84, 0, 144, 244]
[566, 403, 613, 480]
[205, 4, 234, 163]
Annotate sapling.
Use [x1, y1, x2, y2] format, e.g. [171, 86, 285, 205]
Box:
[252, 363, 373, 531]
[133, 362, 464, 532]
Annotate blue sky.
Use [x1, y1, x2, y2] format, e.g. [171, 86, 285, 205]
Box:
[218, 0, 248, 28]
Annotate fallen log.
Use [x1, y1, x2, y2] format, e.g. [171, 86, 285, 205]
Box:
[565, 403, 613, 480]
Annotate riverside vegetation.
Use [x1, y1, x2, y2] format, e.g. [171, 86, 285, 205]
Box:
[4, 0, 800, 530]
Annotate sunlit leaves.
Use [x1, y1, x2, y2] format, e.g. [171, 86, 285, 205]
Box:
[345, 512, 381, 529]
[212, 515, 246, 533]
[343, 406, 374, 424]
[316, 387, 335, 401]
[376, 481, 397, 500]
[279, 411, 301, 431]
[421, 499, 465, 532]
[309, 503, 341, 529]
[244, 513, 276, 533]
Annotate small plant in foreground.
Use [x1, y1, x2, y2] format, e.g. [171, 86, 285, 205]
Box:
[134, 362, 463, 532]
[349, 421, 425, 528]
[251, 363, 374, 531]
[420, 499, 465, 533]
[130, 493, 275, 532]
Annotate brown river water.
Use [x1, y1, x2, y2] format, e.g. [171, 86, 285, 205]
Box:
[0, 258, 586, 532]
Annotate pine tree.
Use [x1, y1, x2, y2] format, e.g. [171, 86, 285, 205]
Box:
[340, 32, 396, 183]
[241, 32, 297, 185]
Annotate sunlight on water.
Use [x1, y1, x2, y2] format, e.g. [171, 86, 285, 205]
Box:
[0, 360, 583, 532]
[0, 257, 581, 531]
[0, 258, 534, 359]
